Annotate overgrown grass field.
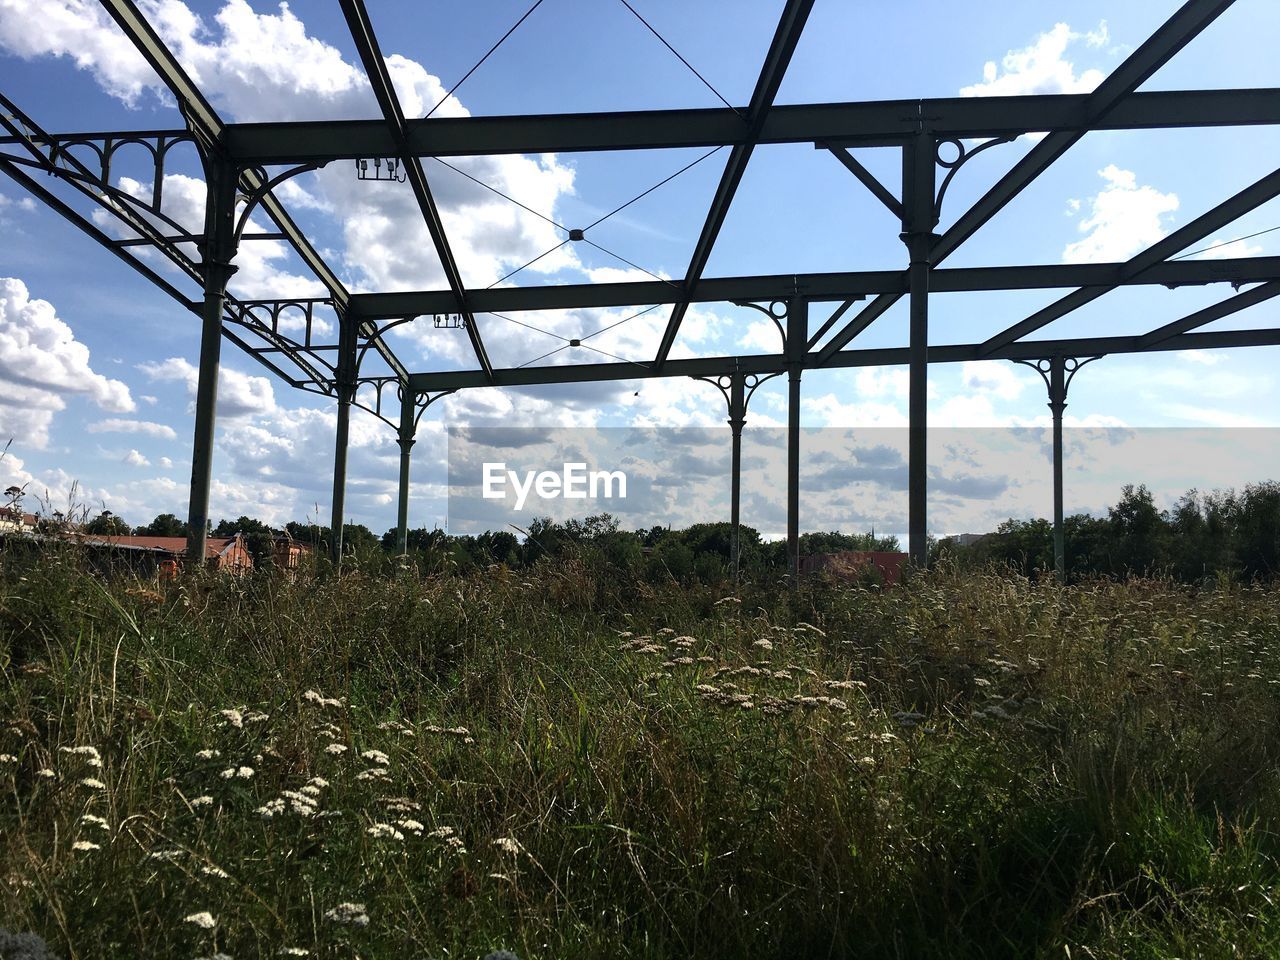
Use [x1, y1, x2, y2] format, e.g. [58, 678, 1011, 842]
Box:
[3, 552, 1280, 958]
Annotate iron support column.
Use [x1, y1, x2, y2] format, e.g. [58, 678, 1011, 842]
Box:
[902, 135, 938, 569]
[786, 298, 807, 585]
[330, 318, 358, 564]
[396, 386, 417, 555]
[186, 154, 239, 565]
[728, 373, 746, 583]
[1048, 357, 1067, 583]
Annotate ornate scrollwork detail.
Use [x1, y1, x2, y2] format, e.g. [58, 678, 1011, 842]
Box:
[933, 135, 1017, 221]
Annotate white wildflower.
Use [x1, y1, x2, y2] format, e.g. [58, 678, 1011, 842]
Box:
[753, 639, 774, 651]
[233, 766, 255, 779]
[147, 848, 184, 863]
[427, 826, 456, 839]
[324, 743, 348, 756]
[59, 745, 100, 761]
[0, 754, 16, 764]
[492, 837, 523, 856]
[396, 819, 425, 835]
[195, 749, 221, 760]
[300, 784, 322, 797]
[355, 767, 390, 781]
[308, 776, 330, 789]
[360, 749, 390, 766]
[256, 798, 286, 818]
[367, 822, 404, 841]
[279, 950, 310, 957]
[220, 709, 244, 729]
[190, 795, 214, 808]
[200, 865, 230, 879]
[323, 902, 369, 926]
[80, 814, 110, 830]
[71, 840, 100, 852]
[79, 777, 106, 790]
[184, 911, 217, 930]
[36, 768, 55, 779]
[304, 690, 344, 709]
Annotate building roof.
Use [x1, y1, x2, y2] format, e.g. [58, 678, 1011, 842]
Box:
[78, 534, 242, 559]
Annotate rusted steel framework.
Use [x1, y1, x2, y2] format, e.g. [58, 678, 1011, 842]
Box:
[2, 0, 1277, 575]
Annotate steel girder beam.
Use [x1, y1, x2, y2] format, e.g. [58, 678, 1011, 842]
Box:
[349, 255, 1280, 319]
[337, 0, 493, 382]
[981, 167, 1280, 355]
[407, 327, 1280, 393]
[220, 88, 1280, 164]
[815, 0, 1238, 363]
[653, 0, 816, 368]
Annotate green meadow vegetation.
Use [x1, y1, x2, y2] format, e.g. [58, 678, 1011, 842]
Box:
[2, 547, 1280, 959]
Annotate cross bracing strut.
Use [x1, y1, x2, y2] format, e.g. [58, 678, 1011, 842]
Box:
[980, 166, 1280, 355]
[815, 0, 1241, 362]
[337, 0, 493, 383]
[653, 0, 816, 369]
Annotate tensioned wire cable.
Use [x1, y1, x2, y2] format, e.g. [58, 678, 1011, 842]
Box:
[433, 146, 722, 289]
[504, 303, 664, 368]
[616, 0, 744, 119]
[1169, 225, 1280, 261]
[424, 0, 549, 120]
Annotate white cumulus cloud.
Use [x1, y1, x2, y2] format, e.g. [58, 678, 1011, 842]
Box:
[137, 356, 276, 419]
[0, 277, 134, 448]
[1062, 165, 1178, 264]
[89, 418, 177, 440]
[961, 21, 1109, 98]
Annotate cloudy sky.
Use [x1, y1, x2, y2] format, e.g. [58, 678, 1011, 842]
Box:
[0, 0, 1278, 546]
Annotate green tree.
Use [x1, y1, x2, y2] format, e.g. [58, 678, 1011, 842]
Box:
[85, 510, 129, 536]
[134, 513, 188, 538]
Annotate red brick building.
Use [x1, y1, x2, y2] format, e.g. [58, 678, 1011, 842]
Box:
[80, 533, 254, 576]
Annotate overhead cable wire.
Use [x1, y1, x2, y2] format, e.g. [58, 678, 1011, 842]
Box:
[1170, 225, 1280, 261]
[487, 310, 571, 342]
[617, 0, 744, 119]
[581, 303, 663, 341]
[583, 238, 675, 285]
[576, 340, 653, 370]
[432, 156, 567, 230]
[516, 343, 570, 368]
[488, 238, 570, 288]
[425, 0, 549, 120]
[583, 145, 724, 231]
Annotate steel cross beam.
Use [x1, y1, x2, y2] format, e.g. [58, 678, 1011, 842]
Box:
[337, 0, 493, 383]
[407, 327, 1280, 393]
[814, 0, 1239, 363]
[981, 167, 1280, 355]
[652, 0, 815, 369]
[220, 88, 1280, 164]
[348, 256, 1280, 319]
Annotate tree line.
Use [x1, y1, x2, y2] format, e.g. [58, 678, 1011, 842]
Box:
[937, 481, 1280, 582]
[61, 479, 1280, 584]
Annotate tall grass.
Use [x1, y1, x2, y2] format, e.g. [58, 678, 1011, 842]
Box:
[2, 549, 1279, 958]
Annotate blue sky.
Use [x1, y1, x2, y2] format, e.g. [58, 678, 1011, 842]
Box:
[0, 0, 1278, 544]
